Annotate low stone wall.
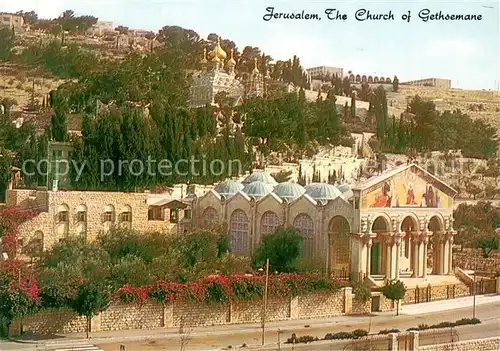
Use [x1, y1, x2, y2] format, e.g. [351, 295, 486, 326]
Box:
[419, 336, 500, 351]
[454, 250, 500, 274]
[16, 288, 364, 335]
[403, 282, 469, 305]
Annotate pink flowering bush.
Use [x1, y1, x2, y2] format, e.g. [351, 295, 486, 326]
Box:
[0, 208, 38, 257]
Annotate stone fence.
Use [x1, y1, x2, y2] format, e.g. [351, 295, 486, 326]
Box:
[418, 336, 500, 351]
[14, 287, 377, 336]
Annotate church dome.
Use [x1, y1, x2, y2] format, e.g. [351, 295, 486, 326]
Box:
[242, 181, 274, 197]
[214, 180, 244, 197]
[337, 184, 354, 200]
[305, 183, 342, 201]
[211, 36, 227, 61]
[241, 172, 278, 186]
[273, 182, 306, 200]
[227, 48, 236, 67]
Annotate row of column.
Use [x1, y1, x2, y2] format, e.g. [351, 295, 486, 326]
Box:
[354, 231, 456, 281]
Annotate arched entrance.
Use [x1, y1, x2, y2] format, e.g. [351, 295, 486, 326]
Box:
[428, 215, 446, 274]
[401, 215, 418, 274]
[370, 216, 389, 275]
[329, 216, 350, 277]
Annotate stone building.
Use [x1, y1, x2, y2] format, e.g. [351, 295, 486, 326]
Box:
[0, 13, 24, 29]
[192, 163, 457, 282]
[8, 163, 457, 283]
[402, 78, 452, 89]
[188, 37, 263, 108]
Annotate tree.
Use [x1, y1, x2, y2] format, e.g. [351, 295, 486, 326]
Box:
[252, 228, 303, 273]
[392, 75, 399, 92]
[381, 280, 406, 316]
[0, 27, 15, 60]
[50, 108, 68, 142]
[271, 170, 292, 183]
[474, 236, 499, 258]
[350, 92, 356, 117]
[68, 279, 110, 338]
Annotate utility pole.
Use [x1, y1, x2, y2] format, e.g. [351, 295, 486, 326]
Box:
[473, 252, 477, 319]
[261, 258, 269, 346]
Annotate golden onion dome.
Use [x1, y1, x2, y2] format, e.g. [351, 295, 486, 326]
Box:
[211, 36, 227, 61]
[252, 57, 259, 74]
[227, 48, 236, 67]
[200, 48, 208, 64]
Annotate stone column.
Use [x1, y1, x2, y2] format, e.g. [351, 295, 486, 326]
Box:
[409, 331, 419, 350]
[385, 236, 393, 280]
[395, 235, 401, 280]
[412, 236, 420, 278]
[388, 333, 398, 350]
[448, 236, 454, 275]
[440, 237, 447, 275]
[423, 237, 429, 279]
[366, 239, 372, 277]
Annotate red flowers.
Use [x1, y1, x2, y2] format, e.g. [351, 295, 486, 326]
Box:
[0, 208, 39, 257]
[117, 273, 347, 305]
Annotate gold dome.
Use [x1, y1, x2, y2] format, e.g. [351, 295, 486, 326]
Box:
[227, 48, 236, 67]
[211, 36, 227, 62]
[200, 48, 208, 64]
[252, 57, 259, 74]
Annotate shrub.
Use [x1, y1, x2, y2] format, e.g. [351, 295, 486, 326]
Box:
[379, 329, 400, 334]
[353, 281, 372, 302]
[432, 321, 456, 329]
[286, 333, 318, 344]
[352, 329, 369, 339]
[324, 331, 353, 340]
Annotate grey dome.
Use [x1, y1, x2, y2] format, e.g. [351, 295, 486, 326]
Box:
[305, 183, 342, 201]
[214, 180, 244, 197]
[337, 184, 354, 200]
[241, 172, 278, 186]
[273, 182, 306, 200]
[242, 181, 274, 197]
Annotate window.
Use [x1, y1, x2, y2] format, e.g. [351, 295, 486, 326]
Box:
[103, 212, 113, 222]
[170, 209, 179, 223]
[120, 212, 132, 222]
[148, 206, 164, 221]
[260, 211, 280, 236]
[58, 211, 69, 223]
[76, 211, 86, 222]
[184, 209, 192, 220]
[230, 209, 249, 255]
[294, 214, 314, 259]
[202, 207, 219, 227]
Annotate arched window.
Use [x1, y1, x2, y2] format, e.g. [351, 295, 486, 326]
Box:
[75, 204, 87, 223]
[293, 214, 314, 259]
[230, 209, 249, 255]
[260, 211, 280, 236]
[103, 204, 115, 223]
[119, 205, 132, 223]
[202, 207, 219, 227]
[57, 204, 69, 223]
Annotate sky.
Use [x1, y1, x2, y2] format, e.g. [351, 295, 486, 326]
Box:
[1, 0, 499, 90]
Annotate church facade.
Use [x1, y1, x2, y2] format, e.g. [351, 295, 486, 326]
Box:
[192, 163, 457, 282]
[188, 37, 264, 108]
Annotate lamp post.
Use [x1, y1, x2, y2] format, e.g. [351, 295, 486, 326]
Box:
[260, 258, 270, 346]
[473, 252, 477, 319]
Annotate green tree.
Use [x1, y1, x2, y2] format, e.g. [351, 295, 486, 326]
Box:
[252, 227, 303, 273]
[350, 92, 356, 117]
[0, 27, 14, 60]
[392, 75, 399, 92]
[50, 108, 68, 142]
[474, 236, 499, 258]
[69, 279, 110, 339]
[381, 280, 406, 316]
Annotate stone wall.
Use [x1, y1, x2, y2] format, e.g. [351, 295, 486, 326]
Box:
[419, 336, 500, 351]
[454, 250, 500, 274]
[16, 288, 364, 335]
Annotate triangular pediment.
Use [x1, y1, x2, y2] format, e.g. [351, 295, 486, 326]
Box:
[258, 192, 283, 206]
[225, 190, 251, 205]
[358, 164, 456, 209]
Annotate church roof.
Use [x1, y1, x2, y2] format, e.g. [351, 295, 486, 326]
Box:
[337, 184, 354, 200]
[241, 172, 278, 186]
[242, 181, 275, 197]
[304, 183, 342, 201]
[214, 180, 244, 197]
[273, 182, 306, 200]
[353, 163, 458, 197]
